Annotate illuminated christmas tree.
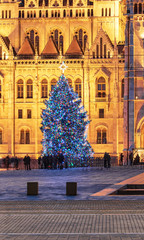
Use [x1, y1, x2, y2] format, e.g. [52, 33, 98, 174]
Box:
[41, 68, 93, 164]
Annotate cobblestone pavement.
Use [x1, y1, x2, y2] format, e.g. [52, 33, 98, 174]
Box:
[1, 167, 144, 239]
[1, 200, 144, 240]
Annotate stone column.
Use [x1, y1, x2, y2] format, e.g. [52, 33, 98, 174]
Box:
[123, 2, 135, 164]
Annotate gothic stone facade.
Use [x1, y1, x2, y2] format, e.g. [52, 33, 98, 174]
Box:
[0, 0, 143, 163]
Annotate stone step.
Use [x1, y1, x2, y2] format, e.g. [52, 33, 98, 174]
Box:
[117, 189, 144, 195]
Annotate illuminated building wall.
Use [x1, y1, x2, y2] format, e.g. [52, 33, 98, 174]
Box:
[0, 0, 131, 162]
[123, 0, 144, 163]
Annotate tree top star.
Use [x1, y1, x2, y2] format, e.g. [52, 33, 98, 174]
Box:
[59, 61, 68, 74]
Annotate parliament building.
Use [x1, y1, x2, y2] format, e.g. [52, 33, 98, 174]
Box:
[0, 0, 143, 164]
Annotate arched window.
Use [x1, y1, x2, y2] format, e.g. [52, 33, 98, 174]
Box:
[20, 129, 30, 144]
[41, 79, 48, 98]
[26, 130, 30, 144]
[108, 51, 110, 58]
[139, 3, 142, 14]
[134, 3, 137, 14]
[75, 29, 87, 51]
[51, 29, 63, 51]
[27, 79, 33, 98]
[105, 8, 107, 16]
[30, 30, 34, 45]
[0, 129, 2, 144]
[2, 11, 4, 18]
[121, 78, 124, 98]
[9, 10, 11, 18]
[17, 80, 23, 98]
[100, 38, 102, 58]
[76, 10, 78, 17]
[79, 29, 83, 48]
[63, 0, 67, 6]
[70, 9, 72, 17]
[104, 44, 106, 58]
[96, 45, 99, 58]
[22, 10, 24, 18]
[91, 9, 93, 16]
[75, 79, 81, 98]
[45, 0, 48, 6]
[102, 8, 104, 16]
[35, 35, 39, 54]
[97, 128, 107, 144]
[20, 129, 24, 144]
[0, 80, 1, 99]
[60, 35, 63, 54]
[82, 10, 84, 17]
[19, 11, 21, 18]
[39, 0, 43, 6]
[51, 79, 57, 91]
[63, 9, 66, 17]
[68, 78, 72, 88]
[46, 10, 48, 17]
[39, 10, 42, 17]
[27, 30, 39, 54]
[109, 8, 111, 16]
[69, 0, 73, 6]
[27, 11, 29, 18]
[97, 77, 106, 98]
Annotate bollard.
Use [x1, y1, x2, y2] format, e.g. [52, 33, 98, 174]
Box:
[27, 182, 38, 195]
[66, 182, 77, 196]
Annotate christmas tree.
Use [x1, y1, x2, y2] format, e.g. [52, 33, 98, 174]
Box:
[41, 68, 93, 165]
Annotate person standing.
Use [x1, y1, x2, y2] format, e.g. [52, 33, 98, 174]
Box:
[23, 155, 27, 170]
[104, 152, 108, 168]
[120, 153, 124, 165]
[129, 152, 133, 166]
[38, 156, 41, 169]
[107, 153, 111, 168]
[5, 155, 10, 170]
[14, 156, 19, 170]
[23, 154, 31, 170]
[27, 154, 31, 170]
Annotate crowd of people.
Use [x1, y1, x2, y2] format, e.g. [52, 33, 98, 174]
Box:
[1, 151, 142, 170]
[38, 153, 67, 170]
[3, 155, 19, 170]
[2, 152, 66, 170]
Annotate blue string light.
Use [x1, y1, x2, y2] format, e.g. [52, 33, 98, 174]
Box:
[41, 74, 93, 163]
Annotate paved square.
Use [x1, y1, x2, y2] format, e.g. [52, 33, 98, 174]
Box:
[1, 166, 144, 239]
